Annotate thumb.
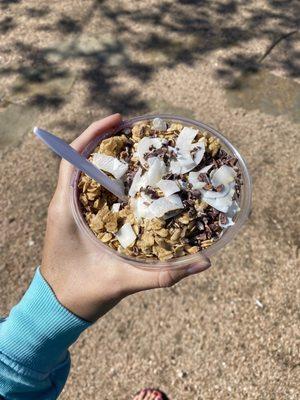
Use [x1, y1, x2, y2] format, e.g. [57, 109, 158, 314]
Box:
[157, 257, 211, 288]
[125, 255, 211, 294]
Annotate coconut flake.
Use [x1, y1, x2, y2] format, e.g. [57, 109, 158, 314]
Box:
[132, 194, 153, 220]
[202, 183, 235, 213]
[219, 216, 234, 228]
[188, 172, 206, 189]
[145, 157, 166, 186]
[200, 185, 231, 199]
[210, 165, 236, 187]
[200, 165, 237, 199]
[218, 200, 240, 228]
[177, 152, 195, 167]
[137, 137, 163, 167]
[157, 179, 180, 196]
[152, 117, 167, 131]
[169, 161, 181, 175]
[170, 127, 205, 174]
[111, 203, 121, 212]
[148, 194, 184, 218]
[170, 152, 196, 174]
[168, 145, 177, 153]
[92, 153, 128, 179]
[199, 164, 214, 173]
[203, 196, 232, 213]
[227, 200, 240, 218]
[176, 127, 198, 150]
[193, 143, 205, 166]
[129, 158, 166, 198]
[116, 223, 136, 248]
[128, 168, 144, 197]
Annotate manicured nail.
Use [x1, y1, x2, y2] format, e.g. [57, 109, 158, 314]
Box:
[187, 260, 211, 275]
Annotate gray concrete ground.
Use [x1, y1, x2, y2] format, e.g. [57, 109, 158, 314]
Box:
[0, 1, 299, 399]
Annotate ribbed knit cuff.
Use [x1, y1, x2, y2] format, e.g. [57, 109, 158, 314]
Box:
[0, 268, 91, 374]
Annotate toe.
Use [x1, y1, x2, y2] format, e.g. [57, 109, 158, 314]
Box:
[144, 390, 153, 400]
[147, 390, 161, 400]
[133, 389, 147, 400]
[133, 388, 165, 400]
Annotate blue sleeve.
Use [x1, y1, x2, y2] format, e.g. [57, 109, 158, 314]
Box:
[0, 268, 91, 399]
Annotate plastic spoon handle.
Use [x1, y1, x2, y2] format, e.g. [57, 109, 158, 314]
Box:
[34, 127, 126, 201]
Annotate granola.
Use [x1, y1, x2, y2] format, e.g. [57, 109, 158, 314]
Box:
[78, 118, 242, 261]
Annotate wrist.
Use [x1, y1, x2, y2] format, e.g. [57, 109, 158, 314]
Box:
[41, 263, 125, 322]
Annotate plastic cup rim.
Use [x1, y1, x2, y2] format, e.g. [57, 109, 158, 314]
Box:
[70, 114, 252, 270]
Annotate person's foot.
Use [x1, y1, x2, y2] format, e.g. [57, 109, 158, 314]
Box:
[133, 388, 169, 400]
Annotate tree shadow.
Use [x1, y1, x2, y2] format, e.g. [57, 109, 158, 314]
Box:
[38, 15, 82, 35]
[0, 16, 16, 34]
[0, 0, 21, 9]
[0, 0, 299, 113]
[25, 6, 50, 18]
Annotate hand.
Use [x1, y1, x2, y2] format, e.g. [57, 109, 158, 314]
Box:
[41, 114, 211, 322]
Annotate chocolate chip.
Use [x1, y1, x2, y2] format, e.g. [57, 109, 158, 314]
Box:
[219, 213, 228, 225]
[228, 157, 238, 166]
[183, 199, 194, 207]
[126, 140, 134, 148]
[198, 173, 208, 182]
[169, 151, 177, 160]
[216, 184, 224, 192]
[190, 147, 198, 156]
[197, 233, 207, 241]
[209, 223, 219, 231]
[190, 189, 201, 198]
[210, 209, 220, 218]
[144, 187, 159, 199]
[188, 209, 197, 218]
[203, 183, 213, 190]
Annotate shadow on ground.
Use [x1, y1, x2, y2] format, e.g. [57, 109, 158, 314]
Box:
[0, 0, 299, 113]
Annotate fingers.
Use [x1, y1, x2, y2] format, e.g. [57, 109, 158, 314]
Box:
[124, 254, 211, 294]
[71, 113, 122, 153]
[57, 113, 122, 191]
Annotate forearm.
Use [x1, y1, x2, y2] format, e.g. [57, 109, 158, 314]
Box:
[0, 268, 90, 400]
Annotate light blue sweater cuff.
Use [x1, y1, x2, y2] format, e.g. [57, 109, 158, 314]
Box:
[0, 268, 91, 375]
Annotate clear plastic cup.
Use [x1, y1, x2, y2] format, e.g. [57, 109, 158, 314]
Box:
[70, 114, 252, 270]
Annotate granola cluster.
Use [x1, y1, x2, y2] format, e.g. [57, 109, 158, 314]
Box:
[78, 119, 242, 261]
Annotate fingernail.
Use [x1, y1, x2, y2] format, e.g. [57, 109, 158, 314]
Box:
[187, 260, 211, 275]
